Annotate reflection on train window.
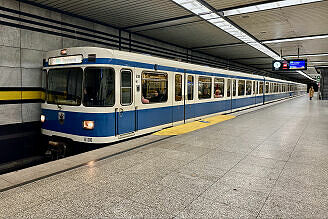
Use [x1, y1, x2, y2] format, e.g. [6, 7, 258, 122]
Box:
[238, 80, 245, 96]
[41, 70, 47, 102]
[265, 82, 269, 93]
[142, 72, 168, 104]
[246, 80, 252, 95]
[214, 78, 224, 98]
[198, 76, 212, 99]
[47, 68, 82, 106]
[232, 79, 237, 97]
[259, 81, 264, 94]
[175, 74, 182, 101]
[187, 75, 194, 100]
[84, 67, 115, 107]
[252, 81, 255, 95]
[227, 79, 231, 97]
[121, 69, 132, 105]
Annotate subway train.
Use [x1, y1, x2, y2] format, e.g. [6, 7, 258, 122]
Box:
[40, 47, 306, 148]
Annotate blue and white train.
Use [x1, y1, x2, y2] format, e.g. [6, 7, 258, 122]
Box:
[41, 47, 306, 146]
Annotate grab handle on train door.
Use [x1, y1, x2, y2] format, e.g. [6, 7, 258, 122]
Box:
[119, 108, 124, 117]
[115, 108, 118, 136]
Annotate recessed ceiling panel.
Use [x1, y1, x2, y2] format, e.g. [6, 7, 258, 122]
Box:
[198, 44, 269, 60]
[205, 0, 269, 10]
[30, 0, 192, 27]
[137, 21, 242, 48]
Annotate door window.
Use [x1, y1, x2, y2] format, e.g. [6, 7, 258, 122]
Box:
[232, 79, 237, 97]
[238, 80, 245, 96]
[246, 81, 252, 95]
[259, 82, 264, 94]
[227, 79, 231, 97]
[187, 75, 194, 100]
[175, 74, 182, 101]
[121, 69, 133, 105]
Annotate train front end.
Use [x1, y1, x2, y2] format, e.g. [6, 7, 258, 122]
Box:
[41, 47, 116, 154]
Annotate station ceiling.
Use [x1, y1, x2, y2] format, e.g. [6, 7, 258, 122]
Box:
[25, 0, 328, 83]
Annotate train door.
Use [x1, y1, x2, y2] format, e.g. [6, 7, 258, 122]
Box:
[116, 68, 136, 136]
[185, 74, 195, 120]
[173, 73, 185, 123]
[231, 79, 237, 111]
[253, 80, 257, 105]
[226, 79, 232, 112]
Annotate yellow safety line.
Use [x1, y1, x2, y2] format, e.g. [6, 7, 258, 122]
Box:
[0, 91, 45, 101]
[153, 114, 235, 136]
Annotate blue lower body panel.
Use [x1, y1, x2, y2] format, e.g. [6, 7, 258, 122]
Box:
[42, 95, 291, 140]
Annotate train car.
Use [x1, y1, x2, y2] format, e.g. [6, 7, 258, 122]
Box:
[40, 47, 306, 149]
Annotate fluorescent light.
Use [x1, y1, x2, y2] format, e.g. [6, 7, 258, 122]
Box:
[171, 0, 282, 60]
[223, 0, 323, 16]
[297, 70, 315, 80]
[263, 34, 328, 44]
[283, 53, 328, 58]
[311, 61, 328, 64]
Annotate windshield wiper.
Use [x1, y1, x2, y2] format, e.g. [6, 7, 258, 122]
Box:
[54, 95, 62, 110]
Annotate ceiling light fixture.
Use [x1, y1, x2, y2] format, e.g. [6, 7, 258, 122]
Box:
[262, 34, 328, 44]
[223, 0, 323, 16]
[297, 70, 315, 80]
[283, 53, 328, 58]
[171, 0, 281, 60]
[311, 62, 328, 64]
[171, 0, 315, 80]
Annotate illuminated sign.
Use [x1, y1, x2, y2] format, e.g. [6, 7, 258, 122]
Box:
[48, 55, 83, 66]
[289, 60, 306, 70]
[272, 59, 307, 71]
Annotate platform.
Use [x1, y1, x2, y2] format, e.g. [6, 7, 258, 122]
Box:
[1, 95, 328, 218]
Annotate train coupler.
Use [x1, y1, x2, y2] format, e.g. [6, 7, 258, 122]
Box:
[45, 141, 67, 160]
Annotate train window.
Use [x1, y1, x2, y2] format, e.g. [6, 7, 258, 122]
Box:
[238, 80, 245, 96]
[265, 82, 269, 93]
[246, 81, 252, 95]
[214, 78, 224, 98]
[252, 81, 255, 95]
[279, 84, 282, 92]
[141, 72, 168, 104]
[274, 83, 278, 93]
[227, 79, 231, 97]
[259, 82, 264, 94]
[84, 67, 115, 107]
[47, 68, 82, 106]
[121, 69, 132, 105]
[198, 76, 212, 99]
[187, 75, 194, 100]
[175, 74, 182, 101]
[255, 81, 259, 94]
[232, 79, 237, 96]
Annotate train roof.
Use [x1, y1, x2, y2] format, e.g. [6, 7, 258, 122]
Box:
[46, 47, 304, 85]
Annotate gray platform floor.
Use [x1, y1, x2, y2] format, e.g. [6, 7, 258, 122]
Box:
[1, 95, 328, 218]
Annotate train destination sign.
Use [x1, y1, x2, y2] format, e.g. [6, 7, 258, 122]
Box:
[48, 55, 83, 66]
[272, 59, 307, 71]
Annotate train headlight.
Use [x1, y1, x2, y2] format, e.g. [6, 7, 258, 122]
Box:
[83, 121, 95, 130]
[41, 115, 46, 123]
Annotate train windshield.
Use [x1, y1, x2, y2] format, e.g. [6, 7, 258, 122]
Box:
[83, 67, 115, 107]
[47, 68, 83, 106]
